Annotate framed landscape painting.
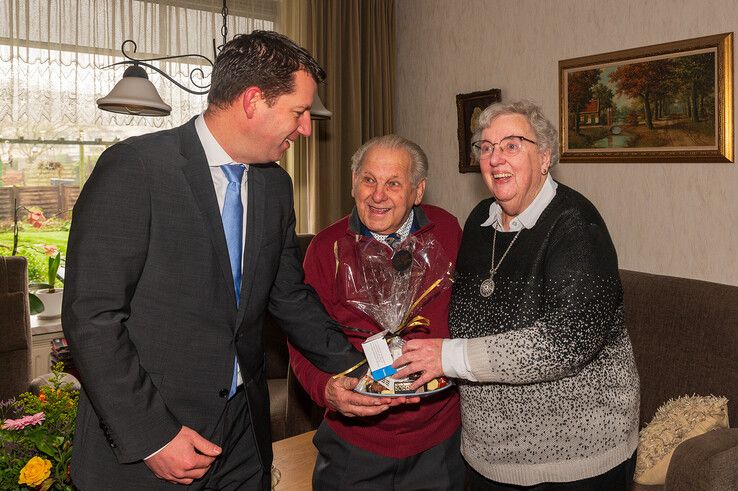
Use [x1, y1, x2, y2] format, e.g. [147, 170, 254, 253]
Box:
[559, 33, 733, 163]
[456, 89, 501, 172]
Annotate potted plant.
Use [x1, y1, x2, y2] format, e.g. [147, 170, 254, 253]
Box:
[0, 363, 78, 490]
[33, 245, 63, 319]
[6, 201, 44, 315]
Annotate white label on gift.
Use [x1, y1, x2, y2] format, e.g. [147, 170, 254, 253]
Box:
[361, 330, 397, 380]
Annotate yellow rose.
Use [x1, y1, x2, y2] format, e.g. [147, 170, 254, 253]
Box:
[18, 456, 52, 487]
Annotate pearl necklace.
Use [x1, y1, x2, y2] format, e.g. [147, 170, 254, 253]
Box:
[479, 228, 522, 297]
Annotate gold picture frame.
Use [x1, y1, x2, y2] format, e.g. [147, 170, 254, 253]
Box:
[559, 33, 733, 163]
[456, 89, 501, 172]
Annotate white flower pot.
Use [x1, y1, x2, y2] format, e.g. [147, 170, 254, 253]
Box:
[35, 288, 64, 319]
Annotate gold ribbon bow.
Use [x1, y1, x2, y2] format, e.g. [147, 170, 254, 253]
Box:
[331, 277, 446, 379]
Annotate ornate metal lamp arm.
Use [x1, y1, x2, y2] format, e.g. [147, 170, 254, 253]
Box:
[105, 40, 214, 95]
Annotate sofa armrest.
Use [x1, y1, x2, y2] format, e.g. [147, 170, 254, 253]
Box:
[284, 366, 323, 437]
[664, 428, 738, 490]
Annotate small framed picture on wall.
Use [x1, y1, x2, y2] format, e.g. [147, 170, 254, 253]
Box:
[456, 88, 501, 173]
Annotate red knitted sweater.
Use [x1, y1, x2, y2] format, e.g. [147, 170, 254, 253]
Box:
[288, 204, 462, 458]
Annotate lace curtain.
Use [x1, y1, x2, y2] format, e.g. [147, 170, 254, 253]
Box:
[0, 0, 277, 142]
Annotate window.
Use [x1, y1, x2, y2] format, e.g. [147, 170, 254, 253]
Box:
[0, 0, 275, 284]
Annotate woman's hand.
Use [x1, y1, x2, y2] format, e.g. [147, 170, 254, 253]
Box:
[392, 338, 445, 390]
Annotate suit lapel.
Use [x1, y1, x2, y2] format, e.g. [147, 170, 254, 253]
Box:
[178, 121, 238, 307]
[237, 165, 265, 326]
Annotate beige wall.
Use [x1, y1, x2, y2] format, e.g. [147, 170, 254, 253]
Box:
[395, 0, 738, 286]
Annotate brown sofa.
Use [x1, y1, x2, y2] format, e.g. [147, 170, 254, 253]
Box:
[266, 241, 738, 489]
[621, 269, 738, 490]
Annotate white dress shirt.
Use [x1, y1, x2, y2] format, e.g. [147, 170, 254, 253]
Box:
[369, 209, 415, 248]
[195, 113, 248, 389]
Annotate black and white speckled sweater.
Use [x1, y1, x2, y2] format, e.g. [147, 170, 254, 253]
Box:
[449, 183, 640, 486]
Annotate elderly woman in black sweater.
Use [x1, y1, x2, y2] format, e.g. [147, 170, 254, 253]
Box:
[393, 100, 640, 490]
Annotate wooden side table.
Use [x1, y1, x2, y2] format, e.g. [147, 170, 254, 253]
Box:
[272, 430, 317, 490]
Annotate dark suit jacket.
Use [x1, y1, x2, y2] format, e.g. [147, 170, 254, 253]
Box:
[62, 118, 363, 489]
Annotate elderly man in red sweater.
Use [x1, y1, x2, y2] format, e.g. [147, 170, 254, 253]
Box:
[288, 134, 463, 490]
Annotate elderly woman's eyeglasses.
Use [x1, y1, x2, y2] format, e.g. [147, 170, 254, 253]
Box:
[472, 135, 537, 159]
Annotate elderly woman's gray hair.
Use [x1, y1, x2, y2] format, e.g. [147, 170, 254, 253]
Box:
[474, 100, 560, 166]
[351, 134, 428, 187]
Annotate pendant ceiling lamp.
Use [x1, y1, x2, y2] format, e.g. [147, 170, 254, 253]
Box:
[309, 92, 333, 120]
[97, 1, 331, 120]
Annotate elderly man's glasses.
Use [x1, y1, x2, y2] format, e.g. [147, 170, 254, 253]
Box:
[472, 135, 537, 159]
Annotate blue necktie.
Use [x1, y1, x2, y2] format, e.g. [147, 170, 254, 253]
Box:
[221, 164, 245, 398]
[386, 233, 401, 251]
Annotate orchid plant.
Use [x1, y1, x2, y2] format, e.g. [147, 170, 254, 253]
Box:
[7, 201, 66, 313]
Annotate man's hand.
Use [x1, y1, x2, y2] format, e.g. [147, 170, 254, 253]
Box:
[392, 338, 444, 390]
[325, 376, 419, 417]
[144, 426, 222, 485]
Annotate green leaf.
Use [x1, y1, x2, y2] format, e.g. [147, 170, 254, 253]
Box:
[39, 477, 55, 491]
[29, 293, 45, 315]
[48, 253, 61, 289]
[26, 430, 57, 458]
[59, 446, 72, 463]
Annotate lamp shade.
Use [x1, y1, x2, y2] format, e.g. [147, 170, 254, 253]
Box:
[97, 65, 172, 117]
[311, 93, 332, 120]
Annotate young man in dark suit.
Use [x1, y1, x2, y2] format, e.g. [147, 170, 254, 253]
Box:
[62, 31, 388, 490]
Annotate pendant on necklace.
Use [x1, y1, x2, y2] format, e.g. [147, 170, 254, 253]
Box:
[479, 277, 495, 297]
